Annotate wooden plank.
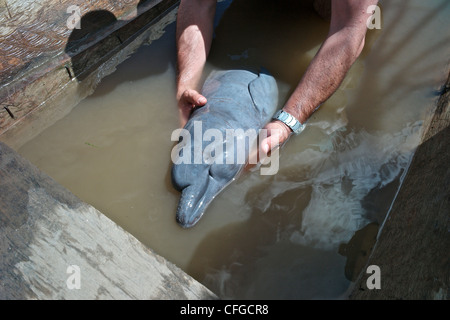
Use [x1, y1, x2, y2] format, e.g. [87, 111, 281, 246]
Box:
[0, 0, 162, 87]
[0, 0, 179, 145]
[0, 141, 217, 299]
[349, 71, 450, 300]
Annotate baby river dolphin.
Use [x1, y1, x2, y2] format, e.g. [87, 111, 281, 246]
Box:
[171, 69, 279, 228]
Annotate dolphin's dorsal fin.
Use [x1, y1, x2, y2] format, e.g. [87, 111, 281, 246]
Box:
[248, 68, 279, 121]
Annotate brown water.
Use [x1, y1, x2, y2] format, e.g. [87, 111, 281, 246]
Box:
[18, 0, 449, 299]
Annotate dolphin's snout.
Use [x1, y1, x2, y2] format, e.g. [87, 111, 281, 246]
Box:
[175, 175, 224, 228]
[175, 183, 207, 228]
[175, 212, 195, 229]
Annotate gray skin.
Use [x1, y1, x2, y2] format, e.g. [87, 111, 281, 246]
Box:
[171, 69, 279, 228]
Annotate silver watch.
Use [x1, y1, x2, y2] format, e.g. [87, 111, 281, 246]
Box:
[272, 110, 305, 135]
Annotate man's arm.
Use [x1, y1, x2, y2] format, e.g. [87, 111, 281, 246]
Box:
[260, 0, 379, 154]
[176, 0, 216, 127]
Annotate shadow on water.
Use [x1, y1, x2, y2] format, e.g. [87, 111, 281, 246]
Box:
[186, 185, 327, 299]
[186, 182, 362, 299]
[65, 10, 118, 82]
[208, 0, 329, 90]
[64, 1, 175, 96]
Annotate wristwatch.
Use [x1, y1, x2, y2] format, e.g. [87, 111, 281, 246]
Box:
[272, 110, 305, 135]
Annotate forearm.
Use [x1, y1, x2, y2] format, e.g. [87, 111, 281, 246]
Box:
[176, 0, 216, 99]
[283, 0, 378, 124]
[283, 29, 365, 124]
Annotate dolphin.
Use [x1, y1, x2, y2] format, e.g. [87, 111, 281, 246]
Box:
[171, 69, 279, 228]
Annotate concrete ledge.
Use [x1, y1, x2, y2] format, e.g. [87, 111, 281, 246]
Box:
[0, 141, 217, 299]
[0, 1, 218, 299]
[349, 71, 450, 300]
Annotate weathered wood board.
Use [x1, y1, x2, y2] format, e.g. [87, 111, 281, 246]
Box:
[349, 72, 450, 300]
[0, 141, 217, 300]
[0, 0, 179, 148]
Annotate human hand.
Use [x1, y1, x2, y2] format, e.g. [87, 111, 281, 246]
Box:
[245, 119, 292, 172]
[177, 89, 207, 128]
[260, 120, 292, 155]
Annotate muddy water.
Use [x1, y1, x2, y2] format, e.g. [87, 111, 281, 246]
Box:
[19, 0, 449, 299]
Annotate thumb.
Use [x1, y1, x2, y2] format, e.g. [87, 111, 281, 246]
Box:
[185, 90, 207, 106]
[261, 129, 283, 156]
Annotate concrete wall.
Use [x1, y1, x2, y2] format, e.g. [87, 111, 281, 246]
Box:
[0, 0, 219, 300]
[0, 142, 217, 299]
[349, 71, 449, 300]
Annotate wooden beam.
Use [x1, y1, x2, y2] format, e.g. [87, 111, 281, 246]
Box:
[0, 0, 179, 148]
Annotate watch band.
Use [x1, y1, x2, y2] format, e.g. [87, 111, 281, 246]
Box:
[272, 110, 305, 135]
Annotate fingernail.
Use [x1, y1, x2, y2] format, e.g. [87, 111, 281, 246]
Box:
[262, 143, 269, 154]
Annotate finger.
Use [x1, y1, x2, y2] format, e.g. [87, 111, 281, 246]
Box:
[184, 90, 207, 107]
[261, 130, 282, 155]
[245, 131, 281, 172]
[178, 105, 193, 128]
[244, 143, 261, 172]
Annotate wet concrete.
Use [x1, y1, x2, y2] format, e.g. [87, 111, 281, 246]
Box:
[0, 141, 217, 299]
[349, 71, 449, 300]
[0, 0, 218, 300]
